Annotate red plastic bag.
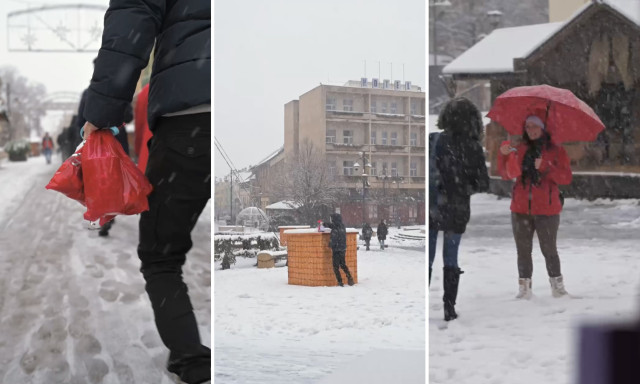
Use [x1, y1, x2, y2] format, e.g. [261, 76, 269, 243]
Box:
[82, 130, 153, 225]
[45, 147, 86, 205]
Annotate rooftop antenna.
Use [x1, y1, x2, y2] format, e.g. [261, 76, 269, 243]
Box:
[364, 60, 366, 78]
[378, 61, 381, 80]
[403, 63, 405, 83]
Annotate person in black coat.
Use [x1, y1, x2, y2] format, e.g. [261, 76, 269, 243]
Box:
[377, 220, 388, 250]
[323, 213, 354, 286]
[361, 222, 373, 251]
[429, 97, 489, 322]
[79, 1, 211, 382]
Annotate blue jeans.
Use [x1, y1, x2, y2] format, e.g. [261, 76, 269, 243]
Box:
[429, 230, 462, 269]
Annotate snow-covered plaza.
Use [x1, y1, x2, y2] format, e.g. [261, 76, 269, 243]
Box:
[0, 156, 211, 384]
[214, 229, 426, 384]
[430, 193, 640, 383]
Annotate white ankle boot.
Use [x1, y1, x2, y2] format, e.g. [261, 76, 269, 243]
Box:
[549, 275, 568, 297]
[516, 278, 532, 299]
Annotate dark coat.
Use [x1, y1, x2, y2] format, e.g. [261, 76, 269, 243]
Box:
[83, 0, 211, 130]
[362, 223, 373, 240]
[377, 222, 388, 240]
[430, 98, 489, 234]
[323, 213, 347, 252]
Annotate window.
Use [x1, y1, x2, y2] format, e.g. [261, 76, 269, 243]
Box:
[391, 162, 398, 176]
[382, 162, 388, 175]
[326, 129, 336, 143]
[370, 131, 376, 145]
[410, 132, 417, 146]
[343, 130, 353, 144]
[343, 99, 353, 112]
[410, 101, 417, 115]
[328, 161, 336, 176]
[410, 162, 417, 176]
[381, 132, 388, 145]
[326, 97, 336, 111]
[343, 161, 354, 176]
[368, 205, 377, 219]
[391, 102, 397, 114]
[370, 101, 377, 113]
[381, 102, 388, 113]
[370, 161, 377, 176]
[391, 132, 398, 146]
[409, 206, 417, 218]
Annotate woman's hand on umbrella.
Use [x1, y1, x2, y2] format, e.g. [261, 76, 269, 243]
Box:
[535, 158, 542, 169]
[500, 143, 514, 155]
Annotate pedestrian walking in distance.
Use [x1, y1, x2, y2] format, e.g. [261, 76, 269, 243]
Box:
[41, 132, 54, 164]
[361, 222, 373, 251]
[377, 219, 388, 250]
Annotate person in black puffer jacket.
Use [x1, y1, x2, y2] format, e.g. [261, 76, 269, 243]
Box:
[377, 220, 388, 250]
[323, 213, 354, 287]
[80, 1, 211, 383]
[430, 97, 489, 322]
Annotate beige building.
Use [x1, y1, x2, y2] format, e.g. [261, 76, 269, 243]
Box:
[549, 0, 589, 22]
[284, 80, 426, 194]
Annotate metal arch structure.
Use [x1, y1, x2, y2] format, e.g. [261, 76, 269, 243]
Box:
[7, 3, 108, 52]
[43, 91, 80, 112]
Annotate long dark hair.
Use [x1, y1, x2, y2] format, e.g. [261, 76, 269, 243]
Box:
[437, 97, 483, 140]
[520, 127, 552, 186]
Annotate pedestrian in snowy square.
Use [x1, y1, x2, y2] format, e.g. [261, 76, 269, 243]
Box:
[361, 222, 373, 251]
[429, 97, 489, 321]
[41, 132, 54, 164]
[80, 0, 211, 383]
[498, 115, 572, 300]
[377, 219, 388, 250]
[323, 213, 355, 286]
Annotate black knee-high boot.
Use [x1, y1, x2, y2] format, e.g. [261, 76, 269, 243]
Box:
[443, 266, 463, 321]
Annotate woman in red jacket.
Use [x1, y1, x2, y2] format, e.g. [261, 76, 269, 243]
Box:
[498, 115, 572, 299]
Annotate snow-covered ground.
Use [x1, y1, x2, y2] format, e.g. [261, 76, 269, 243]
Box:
[214, 227, 426, 384]
[429, 193, 640, 384]
[0, 155, 210, 384]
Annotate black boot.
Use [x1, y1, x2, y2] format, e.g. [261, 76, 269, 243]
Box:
[443, 266, 463, 322]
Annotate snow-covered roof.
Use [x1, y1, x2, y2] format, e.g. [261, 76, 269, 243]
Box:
[443, 22, 563, 75]
[443, 0, 640, 76]
[251, 146, 284, 169]
[265, 200, 300, 210]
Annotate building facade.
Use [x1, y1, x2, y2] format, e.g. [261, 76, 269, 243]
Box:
[254, 79, 426, 226]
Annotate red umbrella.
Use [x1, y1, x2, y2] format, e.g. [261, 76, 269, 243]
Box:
[486, 84, 605, 143]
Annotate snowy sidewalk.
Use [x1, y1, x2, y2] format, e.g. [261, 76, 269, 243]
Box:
[0, 157, 210, 384]
[429, 194, 640, 384]
[214, 244, 426, 384]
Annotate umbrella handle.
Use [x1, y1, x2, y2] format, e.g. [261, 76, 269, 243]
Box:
[544, 100, 551, 126]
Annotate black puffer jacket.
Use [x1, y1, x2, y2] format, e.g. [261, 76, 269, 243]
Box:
[83, 0, 211, 130]
[323, 214, 347, 252]
[430, 98, 489, 234]
[377, 221, 388, 240]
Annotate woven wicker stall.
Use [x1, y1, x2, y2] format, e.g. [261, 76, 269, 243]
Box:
[284, 228, 358, 287]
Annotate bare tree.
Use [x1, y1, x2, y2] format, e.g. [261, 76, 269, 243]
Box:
[275, 140, 345, 225]
[0, 66, 48, 141]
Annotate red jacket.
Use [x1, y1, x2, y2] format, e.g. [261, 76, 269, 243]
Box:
[498, 142, 572, 215]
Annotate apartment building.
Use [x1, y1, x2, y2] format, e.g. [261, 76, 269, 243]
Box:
[282, 79, 426, 225]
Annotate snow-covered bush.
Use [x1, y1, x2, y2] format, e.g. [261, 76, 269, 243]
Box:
[4, 139, 30, 161]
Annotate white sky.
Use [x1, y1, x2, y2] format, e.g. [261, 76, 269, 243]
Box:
[214, 0, 426, 177]
[0, 0, 108, 135]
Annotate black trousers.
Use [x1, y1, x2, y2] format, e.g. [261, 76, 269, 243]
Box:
[332, 250, 352, 284]
[138, 113, 211, 383]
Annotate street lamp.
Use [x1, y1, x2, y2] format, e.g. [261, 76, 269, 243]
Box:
[391, 176, 404, 228]
[430, 0, 451, 67]
[353, 151, 371, 225]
